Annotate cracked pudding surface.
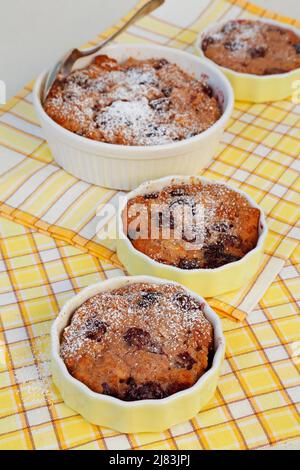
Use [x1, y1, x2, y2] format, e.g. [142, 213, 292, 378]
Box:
[43, 55, 222, 146]
[60, 282, 213, 401]
[123, 180, 261, 270]
[201, 19, 300, 75]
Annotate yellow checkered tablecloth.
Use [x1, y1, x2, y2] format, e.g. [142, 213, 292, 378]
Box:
[0, 0, 299, 321]
[0, 216, 299, 450]
[0, 0, 299, 450]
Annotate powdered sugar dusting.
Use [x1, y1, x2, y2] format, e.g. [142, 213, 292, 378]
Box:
[97, 98, 182, 145]
[125, 180, 260, 270]
[209, 20, 263, 54]
[44, 56, 222, 146]
[202, 19, 300, 75]
[60, 282, 212, 361]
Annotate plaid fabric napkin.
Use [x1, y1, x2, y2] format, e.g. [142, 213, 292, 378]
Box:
[0, 0, 299, 322]
[0, 215, 299, 450]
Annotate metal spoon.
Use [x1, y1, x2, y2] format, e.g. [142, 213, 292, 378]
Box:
[42, 0, 164, 103]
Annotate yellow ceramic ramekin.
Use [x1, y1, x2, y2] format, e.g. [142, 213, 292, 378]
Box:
[117, 176, 268, 298]
[195, 18, 300, 102]
[51, 275, 225, 433]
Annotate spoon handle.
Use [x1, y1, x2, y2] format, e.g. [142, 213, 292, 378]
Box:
[80, 0, 165, 58]
[43, 0, 164, 102]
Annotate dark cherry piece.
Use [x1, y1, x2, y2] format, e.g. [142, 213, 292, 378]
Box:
[124, 381, 166, 400]
[203, 243, 226, 268]
[202, 36, 215, 51]
[293, 43, 300, 54]
[123, 327, 151, 348]
[173, 293, 198, 311]
[86, 320, 107, 342]
[204, 243, 240, 268]
[249, 46, 267, 58]
[224, 41, 240, 52]
[175, 352, 196, 370]
[137, 291, 161, 308]
[144, 192, 159, 200]
[102, 382, 115, 396]
[153, 58, 168, 70]
[202, 83, 214, 98]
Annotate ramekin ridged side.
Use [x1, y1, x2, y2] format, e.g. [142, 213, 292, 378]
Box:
[51, 275, 225, 433]
[195, 18, 300, 103]
[117, 176, 268, 298]
[34, 44, 234, 190]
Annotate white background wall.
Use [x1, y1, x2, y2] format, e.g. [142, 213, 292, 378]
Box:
[1, 0, 300, 99]
[0, 0, 136, 99]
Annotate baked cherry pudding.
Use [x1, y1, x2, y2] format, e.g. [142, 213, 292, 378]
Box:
[123, 180, 261, 270]
[201, 19, 300, 75]
[43, 55, 222, 146]
[60, 282, 213, 400]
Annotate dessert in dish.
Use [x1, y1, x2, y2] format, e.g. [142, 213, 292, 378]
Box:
[35, 44, 234, 189]
[52, 276, 225, 431]
[43, 55, 222, 146]
[201, 19, 300, 75]
[60, 282, 213, 401]
[123, 180, 260, 269]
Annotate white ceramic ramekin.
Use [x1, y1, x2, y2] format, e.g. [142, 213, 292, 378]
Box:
[195, 18, 300, 102]
[33, 44, 234, 190]
[51, 275, 225, 433]
[117, 176, 268, 297]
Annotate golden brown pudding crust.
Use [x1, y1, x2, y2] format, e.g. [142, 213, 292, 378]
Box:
[43, 55, 222, 146]
[60, 283, 213, 400]
[202, 19, 300, 75]
[124, 181, 260, 269]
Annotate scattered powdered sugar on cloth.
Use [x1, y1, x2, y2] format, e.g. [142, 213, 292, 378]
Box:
[15, 335, 54, 406]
